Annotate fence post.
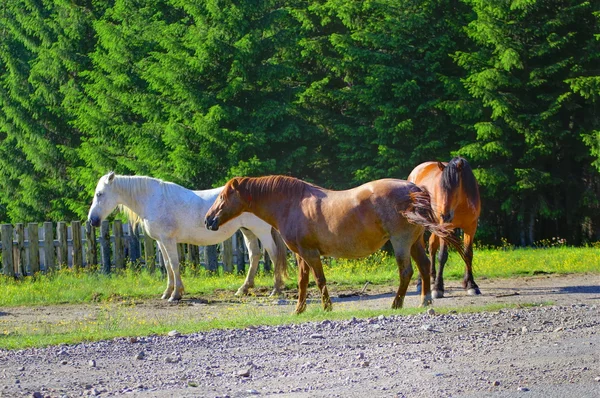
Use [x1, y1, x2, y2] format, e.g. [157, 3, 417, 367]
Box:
[144, 233, 155, 272]
[57, 222, 68, 268]
[206, 245, 218, 272]
[177, 243, 185, 273]
[1, 224, 14, 277]
[222, 238, 233, 273]
[43, 222, 55, 271]
[158, 245, 166, 275]
[187, 244, 199, 269]
[85, 221, 97, 267]
[235, 231, 246, 274]
[15, 223, 25, 276]
[263, 249, 272, 274]
[71, 221, 83, 268]
[27, 223, 39, 274]
[113, 220, 124, 270]
[129, 223, 140, 264]
[100, 220, 111, 274]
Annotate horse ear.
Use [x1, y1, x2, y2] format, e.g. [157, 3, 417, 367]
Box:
[456, 158, 464, 171]
[230, 178, 239, 190]
[437, 162, 446, 171]
[107, 171, 115, 183]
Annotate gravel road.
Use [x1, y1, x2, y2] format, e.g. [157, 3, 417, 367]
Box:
[1, 274, 599, 398]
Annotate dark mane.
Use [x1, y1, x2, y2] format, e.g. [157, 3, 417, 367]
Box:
[441, 157, 480, 209]
[233, 175, 321, 202]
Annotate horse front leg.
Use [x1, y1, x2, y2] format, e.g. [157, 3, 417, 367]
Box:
[304, 254, 332, 312]
[463, 227, 480, 296]
[236, 229, 261, 296]
[295, 254, 310, 314]
[157, 241, 174, 300]
[161, 240, 185, 302]
[261, 232, 286, 297]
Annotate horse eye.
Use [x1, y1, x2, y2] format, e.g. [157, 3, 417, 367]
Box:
[96, 192, 102, 197]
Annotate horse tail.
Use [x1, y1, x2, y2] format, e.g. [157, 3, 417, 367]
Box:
[271, 227, 289, 279]
[403, 188, 468, 264]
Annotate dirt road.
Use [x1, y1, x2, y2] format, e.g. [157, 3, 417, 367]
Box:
[0, 273, 599, 397]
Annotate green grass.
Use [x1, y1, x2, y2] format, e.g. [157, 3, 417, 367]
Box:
[0, 301, 541, 350]
[0, 246, 597, 307]
[327, 245, 599, 285]
[0, 246, 597, 349]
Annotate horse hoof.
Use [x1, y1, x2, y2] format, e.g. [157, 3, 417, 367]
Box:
[168, 296, 181, 302]
[432, 290, 444, 299]
[235, 288, 249, 297]
[269, 289, 284, 297]
[467, 288, 481, 296]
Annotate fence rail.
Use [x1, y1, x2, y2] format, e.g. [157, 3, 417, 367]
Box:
[0, 220, 272, 277]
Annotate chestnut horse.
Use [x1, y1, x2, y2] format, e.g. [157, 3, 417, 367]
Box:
[205, 176, 465, 314]
[408, 157, 481, 298]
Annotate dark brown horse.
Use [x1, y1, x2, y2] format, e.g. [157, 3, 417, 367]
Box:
[205, 176, 465, 313]
[408, 157, 481, 298]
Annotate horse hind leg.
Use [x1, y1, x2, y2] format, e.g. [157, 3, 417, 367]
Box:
[236, 229, 261, 296]
[390, 237, 413, 309]
[261, 233, 287, 297]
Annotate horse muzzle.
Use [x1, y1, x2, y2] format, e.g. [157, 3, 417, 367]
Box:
[204, 216, 220, 231]
[88, 216, 101, 228]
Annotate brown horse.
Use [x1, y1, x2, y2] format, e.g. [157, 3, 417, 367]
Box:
[205, 176, 465, 314]
[408, 157, 481, 298]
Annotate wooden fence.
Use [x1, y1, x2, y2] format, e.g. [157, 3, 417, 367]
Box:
[0, 220, 272, 277]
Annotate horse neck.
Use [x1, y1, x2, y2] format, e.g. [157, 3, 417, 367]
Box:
[241, 178, 301, 230]
[113, 176, 156, 219]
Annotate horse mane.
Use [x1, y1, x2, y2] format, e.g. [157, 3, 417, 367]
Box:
[441, 157, 480, 210]
[234, 175, 319, 202]
[113, 175, 183, 232]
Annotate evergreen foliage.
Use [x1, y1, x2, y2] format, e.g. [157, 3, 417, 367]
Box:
[0, 0, 598, 245]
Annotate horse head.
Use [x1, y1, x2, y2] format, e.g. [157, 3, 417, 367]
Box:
[205, 178, 250, 231]
[438, 157, 466, 223]
[87, 171, 120, 227]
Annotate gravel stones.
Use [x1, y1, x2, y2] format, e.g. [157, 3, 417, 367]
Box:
[0, 297, 597, 398]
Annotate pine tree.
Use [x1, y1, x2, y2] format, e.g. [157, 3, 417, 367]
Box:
[454, 0, 600, 244]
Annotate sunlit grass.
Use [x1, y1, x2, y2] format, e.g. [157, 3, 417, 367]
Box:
[0, 246, 596, 349]
[0, 246, 597, 307]
[328, 246, 599, 286]
[0, 300, 542, 350]
[0, 267, 277, 307]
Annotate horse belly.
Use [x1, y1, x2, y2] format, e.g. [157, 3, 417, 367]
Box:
[313, 218, 389, 259]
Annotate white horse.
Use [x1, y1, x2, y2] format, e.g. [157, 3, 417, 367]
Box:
[87, 172, 288, 301]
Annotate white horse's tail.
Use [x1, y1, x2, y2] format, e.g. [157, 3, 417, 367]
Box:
[271, 227, 289, 280]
